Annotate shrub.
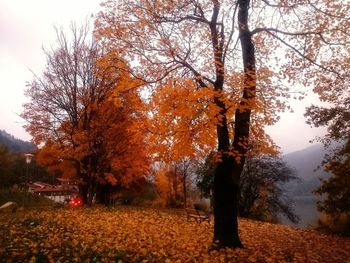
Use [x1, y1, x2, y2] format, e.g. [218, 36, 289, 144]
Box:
[316, 213, 350, 236]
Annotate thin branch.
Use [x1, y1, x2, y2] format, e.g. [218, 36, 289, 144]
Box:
[173, 56, 214, 87]
[307, 0, 348, 19]
[251, 27, 349, 45]
[223, 2, 239, 64]
[261, 0, 306, 9]
[251, 27, 323, 36]
[153, 14, 209, 24]
[264, 30, 343, 79]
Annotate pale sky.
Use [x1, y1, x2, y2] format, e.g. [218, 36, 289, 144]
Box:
[0, 0, 325, 154]
[0, 0, 101, 139]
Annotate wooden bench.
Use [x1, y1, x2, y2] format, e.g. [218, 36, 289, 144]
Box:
[185, 208, 211, 224]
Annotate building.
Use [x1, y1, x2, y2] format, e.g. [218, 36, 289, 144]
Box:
[28, 179, 79, 203]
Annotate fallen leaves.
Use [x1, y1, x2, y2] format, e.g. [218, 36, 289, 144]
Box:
[0, 207, 349, 262]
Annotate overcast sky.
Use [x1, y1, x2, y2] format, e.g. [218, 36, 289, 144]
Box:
[0, 0, 326, 154]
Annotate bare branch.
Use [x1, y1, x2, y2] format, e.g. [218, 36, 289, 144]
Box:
[173, 56, 214, 87]
[251, 27, 349, 45]
[252, 27, 323, 36]
[261, 0, 307, 9]
[154, 14, 209, 24]
[223, 6, 238, 64]
[307, 0, 348, 19]
[263, 30, 343, 79]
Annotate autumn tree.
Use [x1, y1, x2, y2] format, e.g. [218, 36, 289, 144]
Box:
[196, 153, 299, 223]
[239, 156, 299, 223]
[22, 24, 149, 205]
[305, 78, 350, 234]
[174, 158, 196, 208]
[155, 165, 183, 208]
[97, 0, 350, 247]
[153, 159, 196, 208]
[0, 145, 18, 188]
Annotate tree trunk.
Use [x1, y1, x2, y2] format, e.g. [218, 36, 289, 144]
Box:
[84, 175, 96, 206]
[79, 182, 88, 205]
[212, 0, 255, 248]
[213, 154, 243, 248]
[183, 174, 187, 208]
[95, 183, 110, 206]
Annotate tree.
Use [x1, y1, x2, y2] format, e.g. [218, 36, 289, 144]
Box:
[305, 89, 350, 234]
[154, 159, 196, 208]
[155, 165, 184, 208]
[22, 24, 150, 205]
[196, 154, 299, 223]
[0, 144, 53, 189]
[195, 152, 216, 200]
[97, 0, 350, 247]
[239, 156, 299, 223]
[0, 144, 16, 188]
[0, 130, 36, 153]
[174, 158, 195, 208]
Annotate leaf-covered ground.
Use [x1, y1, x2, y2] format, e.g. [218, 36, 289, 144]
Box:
[0, 207, 349, 262]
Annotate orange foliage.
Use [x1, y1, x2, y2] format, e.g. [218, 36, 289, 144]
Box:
[35, 142, 77, 179]
[154, 165, 184, 208]
[147, 76, 281, 163]
[22, 25, 150, 203]
[147, 79, 217, 162]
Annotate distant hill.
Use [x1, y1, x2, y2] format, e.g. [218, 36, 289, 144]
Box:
[283, 144, 329, 196]
[281, 144, 330, 228]
[0, 130, 36, 153]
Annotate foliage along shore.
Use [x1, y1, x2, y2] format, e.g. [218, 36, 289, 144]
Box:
[0, 206, 349, 262]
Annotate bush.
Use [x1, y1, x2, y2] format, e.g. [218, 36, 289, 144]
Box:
[193, 201, 210, 213]
[316, 213, 350, 237]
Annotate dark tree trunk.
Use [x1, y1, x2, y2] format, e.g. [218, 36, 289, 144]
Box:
[213, 154, 243, 248]
[212, 97, 244, 247]
[79, 182, 88, 205]
[181, 162, 189, 208]
[87, 176, 96, 206]
[183, 177, 187, 208]
[212, 0, 255, 248]
[96, 183, 109, 205]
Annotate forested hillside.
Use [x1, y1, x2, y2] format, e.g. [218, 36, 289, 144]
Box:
[282, 144, 329, 228]
[0, 130, 52, 188]
[284, 144, 329, 196]
[0, 130, 35, 153]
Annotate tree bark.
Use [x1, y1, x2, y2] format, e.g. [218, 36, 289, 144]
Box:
[183, 176, 187, 208]
[79, 182, 88, 205]
[212, 0, 255, 248]
[213, 154, 243, 248]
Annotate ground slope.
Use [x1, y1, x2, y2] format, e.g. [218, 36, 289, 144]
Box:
[0, 207, 349, 262]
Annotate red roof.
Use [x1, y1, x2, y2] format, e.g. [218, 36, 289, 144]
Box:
[28, 181, 78, 195]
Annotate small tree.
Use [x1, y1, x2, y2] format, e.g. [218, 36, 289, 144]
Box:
[154, 162, 194, 208]
[240, 156, 299, 223]
[305, 93, 350, 235]
[0, 145, 15, 188]
[22, 24, 150, 205]
[0, 144, 53, 189]
[196, 154, 299, 223]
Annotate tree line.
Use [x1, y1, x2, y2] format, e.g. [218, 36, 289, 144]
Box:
[0, 130, 35, 153]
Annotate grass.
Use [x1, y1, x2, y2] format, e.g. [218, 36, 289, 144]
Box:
[0, 206, 349, 262]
